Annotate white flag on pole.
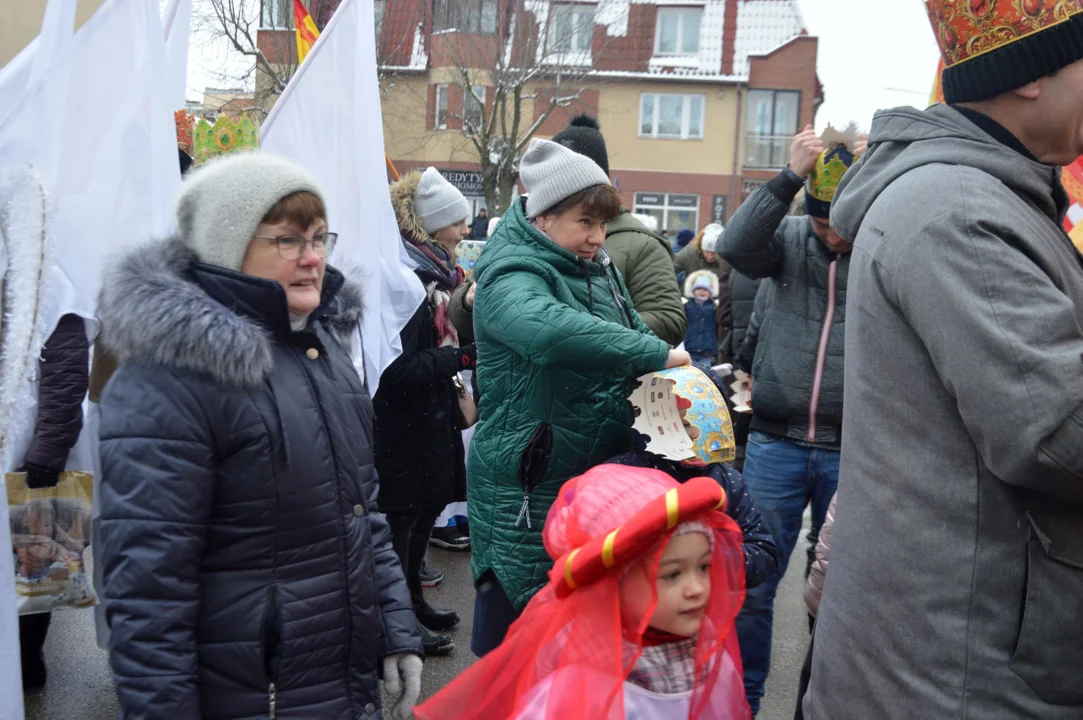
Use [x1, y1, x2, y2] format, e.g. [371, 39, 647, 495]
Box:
[260, 0, 424, 394]
[161, 0, 192, 111]
[0, 0, 180, 710]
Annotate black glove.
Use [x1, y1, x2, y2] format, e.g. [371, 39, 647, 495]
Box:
[458, 344, 477, 370]
[21, 462, 62, 489]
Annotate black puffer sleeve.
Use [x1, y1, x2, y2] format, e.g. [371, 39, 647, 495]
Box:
[25, 314, 89, 469]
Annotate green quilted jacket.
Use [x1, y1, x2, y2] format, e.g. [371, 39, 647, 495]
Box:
[468, 198, 669, 610]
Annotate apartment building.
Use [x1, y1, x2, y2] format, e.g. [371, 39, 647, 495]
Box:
[259, 0, 822, 231]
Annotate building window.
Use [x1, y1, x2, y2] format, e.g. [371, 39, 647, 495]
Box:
[433, 0, 498, 34]
[548, 4, 595, 54]
[262, 0, 290, 29]
[435, 84, 449, 129]
[744, 89, 800, 169]
[639, 93, 704, 140]
[464, 86, 486, 130]
[375, 0, 386, 41]
[633, 192, 699, 233]
[655, 8, 701, 56]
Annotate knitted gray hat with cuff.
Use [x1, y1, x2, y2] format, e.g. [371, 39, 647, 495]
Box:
[520, 139, 611, 218]
[176, 152, 323, 272]
[415, 167, 471, 233]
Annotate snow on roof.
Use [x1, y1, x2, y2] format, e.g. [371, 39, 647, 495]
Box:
[733, 0, 807, 77]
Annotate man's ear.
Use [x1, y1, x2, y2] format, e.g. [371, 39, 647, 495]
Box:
[1012, 80, 1042, 100]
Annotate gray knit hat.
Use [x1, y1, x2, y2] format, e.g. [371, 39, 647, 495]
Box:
[176, 152, 323, 272]
[416, 167, 471, 233]
[520, 139, 611, 218]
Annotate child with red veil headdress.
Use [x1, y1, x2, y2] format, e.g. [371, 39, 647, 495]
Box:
[415, 463, 752, 719]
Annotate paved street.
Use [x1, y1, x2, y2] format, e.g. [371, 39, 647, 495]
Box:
[26, 524, 811, 720]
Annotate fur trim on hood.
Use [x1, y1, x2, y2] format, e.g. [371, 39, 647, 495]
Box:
[389, 170, 430, 241]
[97, 238, 363, 388]
[683, 269, 720, 299]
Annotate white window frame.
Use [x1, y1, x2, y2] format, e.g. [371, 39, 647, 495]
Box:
[261, 0, 291, 29]
[547, 4, 596, 55]
[433, 0, 499, 34]
[464, 86, 486, 131]
[632, 192, 700, 233]
[639, 93, 705, 140]
[654, 7, 702, 57]
[435, 84, 449, 130]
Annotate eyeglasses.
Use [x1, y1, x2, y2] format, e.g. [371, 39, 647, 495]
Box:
[254, 232, 338, 260]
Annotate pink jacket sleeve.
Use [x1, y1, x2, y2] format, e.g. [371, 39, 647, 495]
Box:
[804, 493, 838, 618]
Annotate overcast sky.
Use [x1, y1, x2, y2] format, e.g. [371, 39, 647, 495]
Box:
[801, 0, 942, 132]
[184, 0, 944, 132]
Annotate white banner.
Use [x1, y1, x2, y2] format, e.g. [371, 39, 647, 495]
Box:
[0, 0, 180, 711]
[260, 0, 424, 393]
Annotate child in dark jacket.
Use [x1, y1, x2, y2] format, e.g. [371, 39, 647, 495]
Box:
[608, 365, 779, 588]
[684, 271, 720, 365]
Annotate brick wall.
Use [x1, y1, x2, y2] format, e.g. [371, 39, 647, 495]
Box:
[747, 36, 821, 129]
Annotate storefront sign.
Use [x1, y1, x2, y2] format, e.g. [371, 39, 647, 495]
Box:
[438, 169, 485, 196]
[711, 195, 727, 223]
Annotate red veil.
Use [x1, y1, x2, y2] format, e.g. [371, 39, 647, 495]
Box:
[415, 464, 749, 720]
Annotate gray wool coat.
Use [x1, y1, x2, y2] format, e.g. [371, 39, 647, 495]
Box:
[96, 239, 421, 720]
[804, 104, 1083, 718]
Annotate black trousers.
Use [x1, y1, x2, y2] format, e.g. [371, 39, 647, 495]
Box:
[20, 612, 51, 663]
[387, 503, 445, 604]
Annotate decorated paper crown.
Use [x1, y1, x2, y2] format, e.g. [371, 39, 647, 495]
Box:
[175, 110, 195, 155]
[630, 366, 736, 465]
[926, 0, 1083, 69]
[193, 114, 259, 165]
[550, 474, 727, 598]
[807, 124, 859, 205]
[455, 240, 485, 282]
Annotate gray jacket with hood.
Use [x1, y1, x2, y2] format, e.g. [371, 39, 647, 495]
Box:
[805, 104, 1083, 718]
[718, 172, 847, 445]
[96, 239, 422, 720]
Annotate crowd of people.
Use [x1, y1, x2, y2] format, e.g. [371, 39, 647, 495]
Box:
[8, 5, 1083, 719]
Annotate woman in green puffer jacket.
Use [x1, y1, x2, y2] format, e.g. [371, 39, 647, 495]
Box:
[468, 139, 691, 656]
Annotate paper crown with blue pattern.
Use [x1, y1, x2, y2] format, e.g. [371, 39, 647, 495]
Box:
[631, 366, 736, 464]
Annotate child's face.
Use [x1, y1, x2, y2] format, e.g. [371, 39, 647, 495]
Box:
[619, 532, 712, 638]
[694, 288, 711, 301]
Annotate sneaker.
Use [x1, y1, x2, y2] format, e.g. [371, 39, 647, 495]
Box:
[420, 559, 444, 588]
[429, 526, 470, 551]
[458, 520, 470, 540]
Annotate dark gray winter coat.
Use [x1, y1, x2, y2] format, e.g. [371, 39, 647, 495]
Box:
[96, 239, 421, 720]
[805, 104, 1083, 719]
[722, 271, 762, 370]
[719, 173, 847, 445]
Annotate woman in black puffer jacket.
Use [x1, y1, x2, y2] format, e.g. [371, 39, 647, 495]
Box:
[374, 167, 475, 656]
[96, 153, 422, 720]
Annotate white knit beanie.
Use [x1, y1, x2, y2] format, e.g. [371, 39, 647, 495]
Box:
[416, 167, 471, 234]
[520, 139, 611, 218]
[700, 223, 724, 254]
[176, 152, 323, 272]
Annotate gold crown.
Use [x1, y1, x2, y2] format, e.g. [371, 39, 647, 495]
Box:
[807, 152, 852, 204]
[925, 0, 1083, 68]
[193, 115, 259, 165]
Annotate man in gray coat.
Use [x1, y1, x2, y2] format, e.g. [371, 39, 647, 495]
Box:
[804, 5, 1083, 718]
[718, 126, 861, 714]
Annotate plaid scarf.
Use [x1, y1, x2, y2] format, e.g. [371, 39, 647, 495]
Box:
[401, 232, 464, 347]
[625, 637, 699, 694]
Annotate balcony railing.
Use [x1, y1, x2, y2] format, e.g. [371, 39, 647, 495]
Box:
[744, 133, 791, 170]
